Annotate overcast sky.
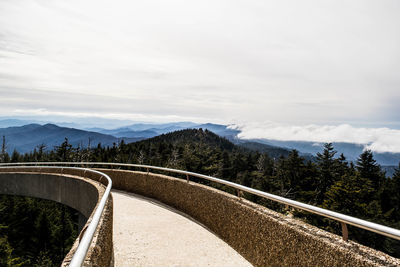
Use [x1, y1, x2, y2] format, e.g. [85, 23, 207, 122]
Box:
[1, 0, 400, 151]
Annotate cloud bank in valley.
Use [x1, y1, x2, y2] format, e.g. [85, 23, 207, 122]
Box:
[233, 123, 400, 154]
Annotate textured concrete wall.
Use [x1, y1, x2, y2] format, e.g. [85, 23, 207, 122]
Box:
[0, 168, 113, 267]
[99, 169, 400, 267]
[0, 172, 99, 218]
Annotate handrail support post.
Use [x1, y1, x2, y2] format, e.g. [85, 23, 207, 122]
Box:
[237, 189, 243, 200]
[341, 222, 348, 241]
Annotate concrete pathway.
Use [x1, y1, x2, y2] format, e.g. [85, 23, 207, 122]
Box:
[112, 189, 252, 267]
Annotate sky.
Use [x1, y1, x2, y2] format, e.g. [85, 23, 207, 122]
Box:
[0, 0, 400, 151]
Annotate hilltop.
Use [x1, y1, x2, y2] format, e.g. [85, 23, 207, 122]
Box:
[135, 128, 236, 151]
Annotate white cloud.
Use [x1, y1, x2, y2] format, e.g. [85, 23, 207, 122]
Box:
[233, 122, 400, 153]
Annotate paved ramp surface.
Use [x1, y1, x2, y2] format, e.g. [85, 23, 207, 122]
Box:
[112, 190, 252, 267]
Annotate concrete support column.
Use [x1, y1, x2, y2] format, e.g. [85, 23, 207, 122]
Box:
[78, 212, 87, 233]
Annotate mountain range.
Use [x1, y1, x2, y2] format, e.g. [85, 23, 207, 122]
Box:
[0, 123, 141, 153]
[0, 119, 399, 174]
[0, 121, 241, 154]
[86, 122, 240, 139]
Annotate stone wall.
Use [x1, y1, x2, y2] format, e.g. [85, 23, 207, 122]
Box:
[0, 168, 113, 267]
[99, 169, 400, 267]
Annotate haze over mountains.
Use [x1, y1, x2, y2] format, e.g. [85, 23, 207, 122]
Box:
[0, 123, 142, 154]
[0, 120, 240, 154]
[1, 119, 400, 171]
[86, 122, 238, 139]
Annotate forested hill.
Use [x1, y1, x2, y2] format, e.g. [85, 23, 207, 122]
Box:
[125, 129, 293, 160]
[90, 129, 250, 174]
[135, 128, 237, 151]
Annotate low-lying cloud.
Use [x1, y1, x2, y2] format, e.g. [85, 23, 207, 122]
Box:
[232, 123, 400, 154]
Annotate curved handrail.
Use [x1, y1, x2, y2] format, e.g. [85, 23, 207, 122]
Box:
[0, 165, 112, 267]
[1, 162, 400, 243]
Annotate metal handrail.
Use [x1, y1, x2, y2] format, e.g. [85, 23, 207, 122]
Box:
[1, 162, 400, 242]
[0, 165, 112, 267]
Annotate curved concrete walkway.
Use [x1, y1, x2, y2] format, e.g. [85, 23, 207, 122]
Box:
[112, 190, 252, 267]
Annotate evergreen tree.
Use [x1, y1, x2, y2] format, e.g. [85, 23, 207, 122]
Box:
[323, 173, 374, 218]
[0, 135, 9, 163]
[55, 138, 73, 162]
[356, 150, 384, 190]
[11, 150, 21, 163]
[381, 163, 400, 222]
[315, 143, 338, 204]
[0, 236, 27, 267]
[285, 150, 305, 196]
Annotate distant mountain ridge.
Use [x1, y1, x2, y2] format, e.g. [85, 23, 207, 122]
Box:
[0, 122, 291, 160]
[0, 118, 82, 129]
[0, 124, 142, 154]
[86, 122, 240, 140]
